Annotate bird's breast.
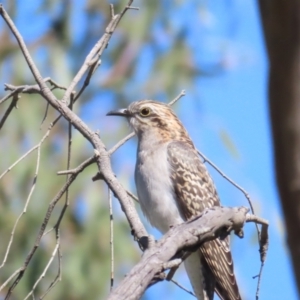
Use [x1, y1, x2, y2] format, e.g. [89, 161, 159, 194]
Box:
[135, 144, 183, 233]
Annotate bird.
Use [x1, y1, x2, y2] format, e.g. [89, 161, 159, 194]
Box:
[107, 100, 241, 300]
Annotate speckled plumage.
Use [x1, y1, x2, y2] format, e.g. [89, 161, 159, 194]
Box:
[107, 100, 241, 300]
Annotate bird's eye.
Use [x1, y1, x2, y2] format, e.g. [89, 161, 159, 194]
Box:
[140, 107, 151, 117]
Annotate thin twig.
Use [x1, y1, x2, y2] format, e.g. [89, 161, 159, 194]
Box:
[61, 0, 136, 104]
[108, 132, 135, 155]
[109, 189, 114, 291]
[110, 4, 115, 18]
[45, 151, 94, 238]
[168, 89, 186, 106]
[39, 95, 75, 296]
[0, 126, 51, 271]
[1, 78, 66, 104]
[39, 243, 62, 299]
[125, 6, 139, 10]
[0, 144, 36, 180]
[0, 5, 65, 119]
[1, 145, 43, 294]
[246, 214, 269, 300]
[40, 102, 50, 127]
[58, 156, 139, 208]
[0, 93, 19, 130]
[73, 59, 102, 103]
[2, 79, 66, 128]
[23, 235, 60, 300]
[64, 91, 73, 207]
[126, 190, 139, 203]
[253, 262, 264, 300]
[46, 96, 74, 281]
[198, 151, 260, 235]
[171, 279, 196, 298]
[0, 268, 22, 291]
[5, 98, 87, 296]
[4, 83, 40, 94]
[0, 90, 17, 105]
[4, 171, 80, 298]
[0, 123, 52, 180]
[46, 77, 67, 91]
[57, 156, 96, 176]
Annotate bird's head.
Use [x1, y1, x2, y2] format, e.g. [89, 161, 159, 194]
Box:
[107, 100, 191, 143]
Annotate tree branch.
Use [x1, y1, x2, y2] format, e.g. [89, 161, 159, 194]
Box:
[0, 1, 147, 240]
[107, 206, 268, 300]
[60, 0, 136, 104]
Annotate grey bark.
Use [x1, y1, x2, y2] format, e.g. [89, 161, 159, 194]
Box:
[107, 206, 262, 300]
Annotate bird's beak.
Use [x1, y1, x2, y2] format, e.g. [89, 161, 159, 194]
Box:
[106, 108, 131, 117]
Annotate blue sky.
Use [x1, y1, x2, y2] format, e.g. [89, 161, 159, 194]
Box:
[6, 0, 298, 299]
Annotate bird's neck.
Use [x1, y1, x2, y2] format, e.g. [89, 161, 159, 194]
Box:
[137, 127, 195, 152]
[137, 129, 166, 151]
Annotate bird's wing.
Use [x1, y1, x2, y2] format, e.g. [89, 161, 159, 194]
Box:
[167, 141, 241, 300]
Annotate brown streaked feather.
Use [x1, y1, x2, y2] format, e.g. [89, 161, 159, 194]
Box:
[200, 255, 216, 300]
[167, 141, 241, 300]
[201, 239, 240, 300]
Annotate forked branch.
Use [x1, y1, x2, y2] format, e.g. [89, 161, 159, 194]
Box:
[107, 206, 269, 300]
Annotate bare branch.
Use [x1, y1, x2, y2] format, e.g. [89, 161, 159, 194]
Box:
[110, 4, 115, 18]
[0, 77, 66, 107]
[4, 170, 80, 298]
[24, 234, 60, 300]
[0, 268, 22, 291]
[61, 0, 136, 104]
[246, 213, 269, 300]
[39, 244, 62, 299]
[0, 93, 19, 130]
[57, 156, 96, 175]
[108, 132, 135, 155]
[125, 6, 139, 11]
[36, 97, 75, 296]
[107, 206, 268, 300]
[46, 78, 67, 91]
[126, 190, 139, 203]
[0, 2, 148, 241]
[0, 90, 16, 105]
[170, 279, 196, 298]
[4, 83, 40, 94]
[0, 126, 52, 271]
[168, 89, 186, 106]
[199, 151, 258, 229]
[0, 145, 35, 180]
[109, 189, 114, 291]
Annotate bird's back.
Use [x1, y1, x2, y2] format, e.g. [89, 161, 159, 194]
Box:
[168, 140, 241, 300]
